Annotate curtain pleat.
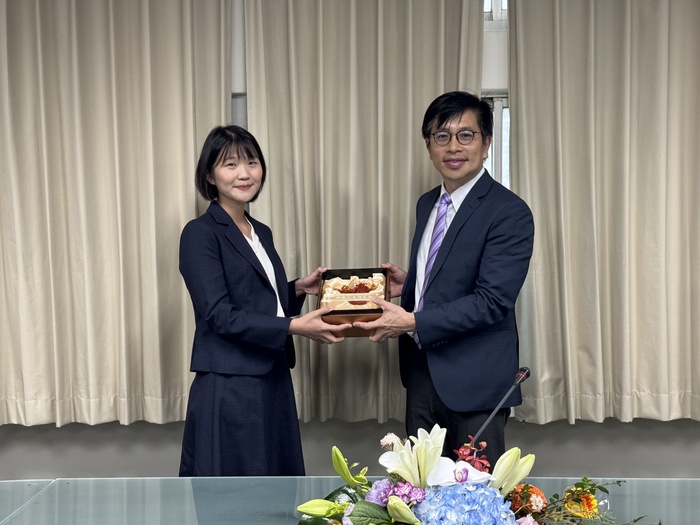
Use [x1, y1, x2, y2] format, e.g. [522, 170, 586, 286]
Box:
[0, 0, 231, 426]
[244, 0, 483, 422]
[510, 0, 700, 423]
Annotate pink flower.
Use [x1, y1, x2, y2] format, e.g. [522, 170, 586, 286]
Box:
[380, 433, 401, 450]
[454, 468, 470, 483]
[516, 515, 538, 525]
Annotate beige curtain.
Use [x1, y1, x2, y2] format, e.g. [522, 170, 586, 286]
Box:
[510, 0, 700, 423]
[244, 0, 484, 422]
[0, 0, 231, 426]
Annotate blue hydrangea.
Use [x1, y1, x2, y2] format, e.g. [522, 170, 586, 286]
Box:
[412, 483, 516, 525]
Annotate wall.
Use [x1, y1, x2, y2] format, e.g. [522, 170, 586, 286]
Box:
[1, 418, 699, 480]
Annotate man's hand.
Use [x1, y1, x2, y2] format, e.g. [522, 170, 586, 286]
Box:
[352, 296, 416, 343]
[295, 266, 327, 296]
[380, 263, 406, 299]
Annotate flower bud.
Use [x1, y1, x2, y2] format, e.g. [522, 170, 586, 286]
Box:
[490, 447, 521, 490]
[297, 499, 339, 517]
[387, 495, 420, 525]
[331, 446, 369, 488]
[500, 454, 536, 496]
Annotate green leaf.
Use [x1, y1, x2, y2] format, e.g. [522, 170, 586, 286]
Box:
[324, 485, 362, 505]
[348, 500, 393, 525]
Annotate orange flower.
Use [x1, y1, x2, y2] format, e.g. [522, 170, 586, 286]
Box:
[564, 490, 598, 518]
[508, 484, 547, 515]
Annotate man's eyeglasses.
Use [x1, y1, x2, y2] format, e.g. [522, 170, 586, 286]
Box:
[430, 130, 482, 146]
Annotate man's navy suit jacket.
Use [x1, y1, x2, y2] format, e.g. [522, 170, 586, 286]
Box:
[179, 201, 304, 375]
[400, 172, 535, 413]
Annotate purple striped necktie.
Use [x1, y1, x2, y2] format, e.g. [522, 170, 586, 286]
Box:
[413, 192, 451, 347]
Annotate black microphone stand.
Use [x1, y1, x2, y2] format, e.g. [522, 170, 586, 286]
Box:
[471, 367, 531, 444]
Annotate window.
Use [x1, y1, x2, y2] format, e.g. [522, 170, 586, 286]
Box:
[484, 98, 510, 188]
[483, 0, 510, 187]
[484, 0, 508, 21]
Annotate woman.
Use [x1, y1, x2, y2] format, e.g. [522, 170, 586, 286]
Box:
[178, 125, 349, 476]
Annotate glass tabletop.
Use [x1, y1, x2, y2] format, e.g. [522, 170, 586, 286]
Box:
[0, 476, 694, 524]
[527, 477, 691, 524]
[0, 480, 53, 523]
[0, 477, 341, 525]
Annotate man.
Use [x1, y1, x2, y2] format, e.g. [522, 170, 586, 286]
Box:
[355, 91, 534, 464]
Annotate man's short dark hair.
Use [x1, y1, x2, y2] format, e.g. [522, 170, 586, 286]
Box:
[421, 91, 493, 140]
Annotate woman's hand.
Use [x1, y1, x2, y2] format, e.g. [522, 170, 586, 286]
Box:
[289, 307, 351, 344]
[295, 266, 327, 296]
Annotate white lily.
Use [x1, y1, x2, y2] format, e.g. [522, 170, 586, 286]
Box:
[378, 424, 446, 488]
[489, 446, 521, 490]
[379, 445, 421, 487]
[498, 453, 536, 495]
[411, 425, 446, 487]
[426, 457, 493, 486]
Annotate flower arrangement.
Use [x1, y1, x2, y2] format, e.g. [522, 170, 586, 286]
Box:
[297, 424, 657, 525]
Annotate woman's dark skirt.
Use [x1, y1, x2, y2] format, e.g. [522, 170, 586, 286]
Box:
[179, 357, 305, 476]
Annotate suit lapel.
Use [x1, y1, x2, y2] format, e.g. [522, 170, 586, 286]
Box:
[424, 174, 494, 290]
[207, 202, 268, 281]
[410, 187, 441, 268]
